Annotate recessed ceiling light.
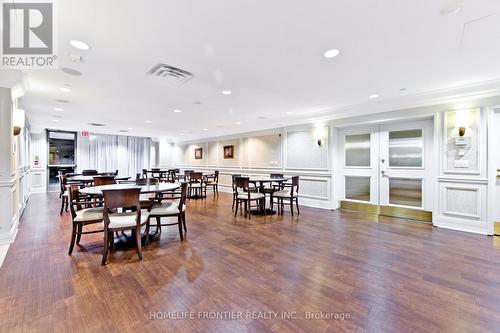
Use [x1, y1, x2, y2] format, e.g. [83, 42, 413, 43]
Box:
[54, 107, 63, 111]
[222, 90, 232, 95]
[180, 133, 185, 135]
[369, 94, 380, 99]
[59, 87, 71, 93]
[323, 49, 340, 58]
[61, 67, 82, 76]
[89, 123, 106, 127]
[55, 99, 70, 103]
[69, 40, 90, 50]
[400, 88, 407, 91]
[441, 1, 462, 16]
[203, 128, 208, 131]
[52, 119, 59, 122]
[173, 109, 182, 113]
[145, 120, 152, 123]
[286, 111, 294, 115]
[235, 121, 241, 125]
[128, 127, 133, 130]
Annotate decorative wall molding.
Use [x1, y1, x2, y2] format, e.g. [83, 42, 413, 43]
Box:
[0, 177, 18, 188]
[437, 177, 488, 185]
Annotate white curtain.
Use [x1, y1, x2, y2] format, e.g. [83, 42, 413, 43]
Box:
[88, 134, 152, 177]
[127, 136, 151, 178]
[88, 134, 118, 173]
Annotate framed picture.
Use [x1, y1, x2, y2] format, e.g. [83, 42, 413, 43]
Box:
[194, 148, 203, 159]
[223, 145, 234, 159]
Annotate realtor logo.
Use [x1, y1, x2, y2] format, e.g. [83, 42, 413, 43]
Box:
[1, 1, 57, 68]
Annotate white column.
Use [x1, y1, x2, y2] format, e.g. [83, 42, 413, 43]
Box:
[0, 87, 17, 245]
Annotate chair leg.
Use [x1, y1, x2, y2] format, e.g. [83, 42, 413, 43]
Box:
[144, 222, 150, 246]
[65, 198, 69, 212]
[154, 217, 162, 235]
[68, 223, 77, 255]
[296, 197, 300, 215]
[76, 224, 82, 244]
[102, 230, 109, 265]
[232, 194, 236, 211]
[60, 197, 65, 215]
[182, 212, 187, 232]
[177, 215, 184, 241]
[270, 195, 274, 213]
[135, 228, 143, 260]
[290, 198, 294, 217]
[234, 199, 239, 217]
[247, 201, 251, 220]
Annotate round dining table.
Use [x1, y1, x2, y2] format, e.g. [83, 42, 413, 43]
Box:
[67, 175, 131, 183]
[79, 183, 180, 196]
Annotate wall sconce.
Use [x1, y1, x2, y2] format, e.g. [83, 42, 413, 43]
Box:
[313, 127, 327, 147]
[13, 108, 25, 136]
[455, 110, 469, 137]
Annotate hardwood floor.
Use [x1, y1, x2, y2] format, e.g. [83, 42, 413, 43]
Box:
[2, 192, 500, 332]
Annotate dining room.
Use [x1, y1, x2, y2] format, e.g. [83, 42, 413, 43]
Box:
[3, 1, 500, 332]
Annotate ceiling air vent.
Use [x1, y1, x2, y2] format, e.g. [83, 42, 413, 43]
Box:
[147, 63, 194, 84]
[88, 123, 106, 127]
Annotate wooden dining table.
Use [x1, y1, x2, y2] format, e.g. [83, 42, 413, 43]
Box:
[67, 175, 131, 183]
[246, 176, 290, 215]
[79, 183, 180, 196]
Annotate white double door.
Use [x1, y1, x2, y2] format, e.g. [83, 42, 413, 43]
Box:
[340, 120, 434, 212]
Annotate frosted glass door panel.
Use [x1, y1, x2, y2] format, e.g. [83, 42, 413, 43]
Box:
[388, 129, 422, 167]
[389, 178, 422, 207]
[345, 134, 371, 167]
[345, 176, 371, 202]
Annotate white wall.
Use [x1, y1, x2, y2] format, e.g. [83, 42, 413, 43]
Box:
[160, 95, 500, 235]
[30, 132, 47, 193]
[160, 126, 333, 209]
[0, 86, 31, 245]
[434, 108, 490, 234]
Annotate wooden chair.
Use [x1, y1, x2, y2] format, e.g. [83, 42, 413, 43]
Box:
[135, 178, 159, 209]
[67, 184, 104, 255]
[231, 174, 241, 211]
[148, 182, 188, 240]
[93, 176, 115, 186]
[101, 188, 150, 265]
[234, 177, 265, 219]
[82, 169, 98, 176]
[135, 178, 159, 185]
[188, 172, 206, 199]
[263, 173, 284, 194]
[167, 169, 176, 183]
[59, 174, 69, 214]
[271, 176, 300, 216]
[204, 170, 219, 197]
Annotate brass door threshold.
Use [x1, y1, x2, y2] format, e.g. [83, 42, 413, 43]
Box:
[494, 222, 500, 236]
[379, 205, 432, 223]
[340, 201, 378, 215]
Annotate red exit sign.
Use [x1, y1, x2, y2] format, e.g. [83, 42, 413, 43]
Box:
[81, 131, 89, 137]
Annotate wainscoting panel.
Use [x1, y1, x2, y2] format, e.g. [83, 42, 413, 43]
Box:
[30, 169, 46, 193]
[299, 177, 330, 200]
[249, 133, 282, 169]
[207, 141, 218, 166]
[285, 128, 328, 171]
[219, 139, 241, 167]
[436, 180, 487, 234]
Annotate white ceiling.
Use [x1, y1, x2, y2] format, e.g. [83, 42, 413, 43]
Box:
[6, 0, 500, 140]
